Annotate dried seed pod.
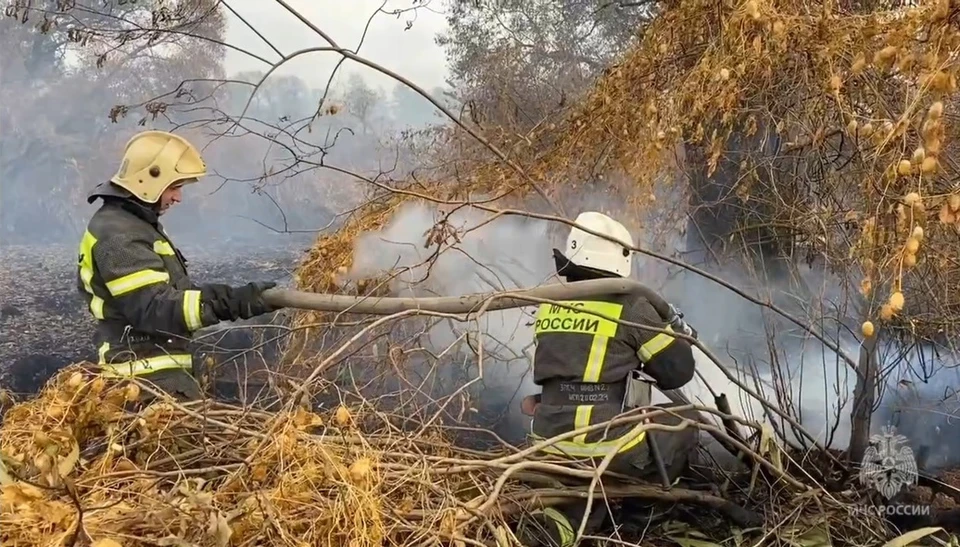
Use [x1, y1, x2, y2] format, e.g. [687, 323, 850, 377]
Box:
[829, 75, 842, 92]
[33, 431, 54, 448]
[912, 147, 926, 163]
[941, 203, 957, 224]
[929, 101, 944, 119]
[925, 138, 941, 156]
[921, 157, 939, 174]
[349, 457, 373, 484]
[124, 383, 140, 402]
[47, 404, 64, 420]
[904, 192, 922, 207]
[877, 46, 899, 67]
[880, 304, 895, 321]
[922, 118, 940, 139]
[912, 225, 924, 240]
[889, 291, 905, 312]
[862, 321, 876, 337]
[951, 194, 960, 212]
[898, 160, 913, 176]
[719, 68, 731, 80]
[860, 123, 874, 138]
[904, 253, 918, 267]
[846, 120, 859, 135]
[896, 53, 915, 73]
[66, 372, 84, 389]
[929, 71, 957, 93]
[851, 54, 867, 74]
[335, 405, 352, 427]
[906, 237, 920, 253]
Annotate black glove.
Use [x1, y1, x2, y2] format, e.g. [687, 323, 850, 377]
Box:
[202, 281, 279, 321]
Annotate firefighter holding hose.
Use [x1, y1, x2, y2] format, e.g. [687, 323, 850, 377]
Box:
[76, 130, 280, 402]
[516, 212, 700, 547]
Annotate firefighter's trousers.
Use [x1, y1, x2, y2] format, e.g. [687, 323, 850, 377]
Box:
[517, 402, 699, 547]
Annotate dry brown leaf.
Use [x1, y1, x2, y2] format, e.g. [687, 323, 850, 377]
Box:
[1, 482, 45, 507]
[57, 438, 79, 477]
[207, 511, 233, 547]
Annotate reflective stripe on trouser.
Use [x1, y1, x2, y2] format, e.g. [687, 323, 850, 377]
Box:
[534, 300, 630, 456]
[96, 342, 192, 378]
[535, 507, 575, 547]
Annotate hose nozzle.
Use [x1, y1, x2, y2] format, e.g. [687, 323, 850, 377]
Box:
[667, 303, 695, 338]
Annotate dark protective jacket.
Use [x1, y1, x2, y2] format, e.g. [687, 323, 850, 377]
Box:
[530, 281, 696, 458]
[76, 182, 222, 377]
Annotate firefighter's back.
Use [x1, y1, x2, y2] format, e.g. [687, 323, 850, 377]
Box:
[530, 291, 660, 457]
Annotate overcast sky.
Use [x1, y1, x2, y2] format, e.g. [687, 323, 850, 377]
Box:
[222, 0, 452, 93]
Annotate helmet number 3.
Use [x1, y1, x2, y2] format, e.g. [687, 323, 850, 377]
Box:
[570, 240, 577, 249]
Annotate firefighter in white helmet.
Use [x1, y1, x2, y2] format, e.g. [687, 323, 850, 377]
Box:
[516, 211, 699, 547]
[76, 130, 280, 403]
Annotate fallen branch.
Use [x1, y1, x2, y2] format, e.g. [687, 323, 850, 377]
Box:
[505, 485, 764, 528]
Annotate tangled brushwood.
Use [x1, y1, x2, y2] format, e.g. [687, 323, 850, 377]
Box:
[295, 0, 960, 343]
[0, 365, 911, 547]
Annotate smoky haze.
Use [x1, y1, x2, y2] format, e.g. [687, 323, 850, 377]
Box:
[0, 64, 446, 245]
[346, 197, 960, 468]
[0, 4, 451, 397]
[0, 1, 453, 246]
[3, 2, 959, 472]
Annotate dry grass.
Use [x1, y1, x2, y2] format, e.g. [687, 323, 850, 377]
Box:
[0, 365, 499, 547]
[0, 365, 900, 547]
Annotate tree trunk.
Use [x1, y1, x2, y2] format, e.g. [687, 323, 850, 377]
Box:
[848, 326, 880, 463]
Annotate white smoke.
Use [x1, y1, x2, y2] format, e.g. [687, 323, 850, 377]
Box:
[349, 202, 557, 437]
[346, 200, 960, 465]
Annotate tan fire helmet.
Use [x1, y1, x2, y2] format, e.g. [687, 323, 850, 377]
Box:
[110, 130, 207, 203]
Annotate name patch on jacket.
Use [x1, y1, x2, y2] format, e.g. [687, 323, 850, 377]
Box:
[534, 300, 623, 338]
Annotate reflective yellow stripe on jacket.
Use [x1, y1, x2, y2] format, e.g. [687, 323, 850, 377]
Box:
[533, 300, 681, 458]
[153, 240, 176, 256]
[105, 269, 170, 296]
[96, 342, 192, 377]
[534, 300, 643, 456]
[183, 289, 203, 331]
[639, 324, 677, 362]
[78, 230, 106, 320]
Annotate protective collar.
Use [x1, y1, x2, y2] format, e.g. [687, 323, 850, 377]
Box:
[87, 181, 160, 226]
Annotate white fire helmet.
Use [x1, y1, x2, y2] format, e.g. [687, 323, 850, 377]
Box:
[564, 212, 635, 277]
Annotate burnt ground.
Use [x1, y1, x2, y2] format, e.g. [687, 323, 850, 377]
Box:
[0, 238, 309, 396]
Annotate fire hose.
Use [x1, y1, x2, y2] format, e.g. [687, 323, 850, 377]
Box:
[261, 281, 960, 506]
[260, 279, 744, 481]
